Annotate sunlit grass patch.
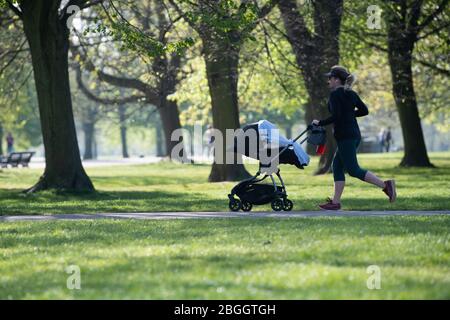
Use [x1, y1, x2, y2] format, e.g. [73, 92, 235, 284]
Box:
[0, 216, 448, 299]
[0, 152, 449, 215]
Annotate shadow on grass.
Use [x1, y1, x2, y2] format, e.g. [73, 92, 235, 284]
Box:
[1, 184, 449, 214]
[2, 216, 450, 299]
[91, 175, 205, 186]
[368, 165, 450, 176]
[0, 189, 228, 215]
[1, 217, 449, 247]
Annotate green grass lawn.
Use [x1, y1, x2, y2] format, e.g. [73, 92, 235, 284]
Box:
[1, 216, 449, 299]
[0, 152, 449, 215]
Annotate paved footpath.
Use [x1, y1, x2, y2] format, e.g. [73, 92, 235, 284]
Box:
[1, 210, 449, 221]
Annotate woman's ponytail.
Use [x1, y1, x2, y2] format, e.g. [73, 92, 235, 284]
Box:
[326, 65, 356, 90]
[344, 73, 356, 90]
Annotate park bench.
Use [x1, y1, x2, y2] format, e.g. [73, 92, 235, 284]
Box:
[0, 152, 35, 168]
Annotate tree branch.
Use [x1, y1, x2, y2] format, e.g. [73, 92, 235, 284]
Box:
[417, 20, 450, 40]
[414, 58, 450, 76]
[407, 0, 424, 35]
[344, 25, 449, 76]
[0, 39, 27, 76]
[75, 64, 146, 105]
[261, 21, 299, 70]
[242, 0, 280, 34]
[257, 0, 280, 20]
[167, 0, 200, 33]
[261, 23, 294, 97]
[5, 0, 22, 17]
[262, 16, 290, 41]
[71, 38, 161, 106]
[416, 0, 449, 33]
[63, 0, 104, 15]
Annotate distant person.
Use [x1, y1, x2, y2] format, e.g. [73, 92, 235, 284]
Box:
[312, 65, 397, 210]
[378, 128, 386, 153]
[204, 125, 214, 158]
[384, 127, 392, 152]
[6, 132, 14, 154]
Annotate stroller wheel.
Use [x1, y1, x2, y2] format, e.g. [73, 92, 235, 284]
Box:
[241, 201, 252, 212]
[283, 199, 293, 211]
[271, 199, 283, 211]
[229, 199, 242, 212]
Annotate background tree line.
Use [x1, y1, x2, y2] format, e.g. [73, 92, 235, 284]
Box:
[0, 0, 448, 193]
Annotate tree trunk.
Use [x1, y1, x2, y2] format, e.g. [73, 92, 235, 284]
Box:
[82, 120, 94, 160]
[158, 97, 184, 159]
[386, 20, 432, 167]
[118, 104, 129, 158]
[93, 133, 98, 159]
[82, 104, 97, 160]
[120, 124, 129, 158]
[279, 0, 343, 174]
[285, 124, 292, 140]
[151, 43, 185, 160]
[21, 0, 94, 192]
[203, 40, 251, 182]
[0, 123, 3, 156]
[155, 115, 165, 157]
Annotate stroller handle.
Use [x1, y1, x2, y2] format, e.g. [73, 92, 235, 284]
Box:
[292, 123, 317, 143]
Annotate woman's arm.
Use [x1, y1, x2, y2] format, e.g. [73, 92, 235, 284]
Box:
[318, 115, 334, 126]
[351, 91, 369, 117]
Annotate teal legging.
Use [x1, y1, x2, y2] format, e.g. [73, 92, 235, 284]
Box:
[332, 139, 368, 182]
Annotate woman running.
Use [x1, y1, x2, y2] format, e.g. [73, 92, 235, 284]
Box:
[312, 66, 396, 210]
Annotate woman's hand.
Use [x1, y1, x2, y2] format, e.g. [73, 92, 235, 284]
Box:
[312, 119, 320, 126]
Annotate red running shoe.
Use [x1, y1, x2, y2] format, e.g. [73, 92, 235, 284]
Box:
[318, 198, 341, 211]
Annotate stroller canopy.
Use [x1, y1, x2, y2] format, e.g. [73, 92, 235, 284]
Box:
[233, 120, 310, 168]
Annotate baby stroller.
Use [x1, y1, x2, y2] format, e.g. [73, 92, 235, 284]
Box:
[228, 120, 326, 212]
